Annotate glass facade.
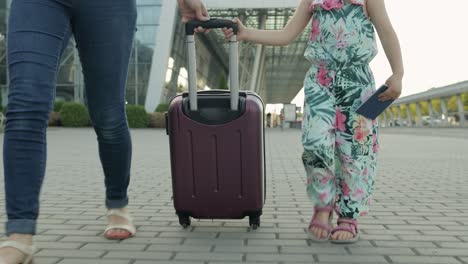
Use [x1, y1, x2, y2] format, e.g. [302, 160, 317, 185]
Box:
[0, 0, 230, 109]
[127, 0, 160, 105]
[163, 13, 230, 103]
[0, 0, 160, 106]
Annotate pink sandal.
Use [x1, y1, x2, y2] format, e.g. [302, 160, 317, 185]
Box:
[330, 218, 360, 244]
[307, 205, 334, 242]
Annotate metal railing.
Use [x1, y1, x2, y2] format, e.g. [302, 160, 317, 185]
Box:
[382, 81, 468, 128]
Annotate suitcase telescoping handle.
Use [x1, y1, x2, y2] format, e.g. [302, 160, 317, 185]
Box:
[186, 19, 240, 111]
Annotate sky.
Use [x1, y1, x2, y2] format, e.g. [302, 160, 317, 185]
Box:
[278, 0, 468, 113]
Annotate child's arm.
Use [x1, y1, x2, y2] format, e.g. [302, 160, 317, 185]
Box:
[222, 0, 313, 46]
[367, 0, 404, 101]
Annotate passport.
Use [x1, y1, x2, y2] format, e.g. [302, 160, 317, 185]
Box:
[356, 85, 395, 120]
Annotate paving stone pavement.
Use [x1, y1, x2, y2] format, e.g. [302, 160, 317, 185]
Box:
[1, 127, 468, 264]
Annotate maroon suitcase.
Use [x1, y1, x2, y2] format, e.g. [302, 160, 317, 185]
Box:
[166, 19, 265, 229]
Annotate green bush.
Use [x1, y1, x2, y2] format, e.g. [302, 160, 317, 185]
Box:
[60, 102, 90, 127]
[155, 103, 169, 113]
[148, 112, 166, 128]
[54, 101, 65, 112]
[1, 106, 6, 115]
[126, 105, 149, 128]
[48, 111, 61, 127]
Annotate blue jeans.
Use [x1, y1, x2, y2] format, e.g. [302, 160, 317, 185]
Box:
[3, 0, 137, 236]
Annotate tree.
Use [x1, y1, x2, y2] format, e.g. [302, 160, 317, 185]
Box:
[406, 103, 420, 123]
[431, 99, 441, 114]
[218, 75, 228, 90]
[464, 93, 468, 111]
[419, 101, 429, 116]
[391, 106, 398, 117]
[448, 95, 458, 112]
[400, 105, 408, 118]
[177, 84, 185, 93]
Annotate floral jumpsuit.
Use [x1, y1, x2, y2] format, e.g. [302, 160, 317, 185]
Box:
[302, 0, 379, 219]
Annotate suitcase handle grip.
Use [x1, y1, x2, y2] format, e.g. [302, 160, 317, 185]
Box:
[186, 19, 239, 36]
[193, 90, 246, 96]
[186, 19, 239, 112]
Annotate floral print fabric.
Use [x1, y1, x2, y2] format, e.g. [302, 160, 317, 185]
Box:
[305, 0, 377, 69]
[301, 0, 379, 219]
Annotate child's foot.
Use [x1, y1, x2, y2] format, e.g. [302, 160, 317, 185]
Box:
[309, 211, 332, 239]
[0, 234, 34, 264]
[331, 223, 354, 240]
[307, 206, 333, 241]
[330, 218, 360, 243]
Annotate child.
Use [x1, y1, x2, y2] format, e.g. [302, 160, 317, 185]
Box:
[223, 0, 403, 243]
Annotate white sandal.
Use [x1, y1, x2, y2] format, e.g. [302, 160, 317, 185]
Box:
[104, 209, 136, 240]
[0, 240, 35, 264]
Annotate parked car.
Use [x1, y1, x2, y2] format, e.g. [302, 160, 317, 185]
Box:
[421, 116, 442, 126]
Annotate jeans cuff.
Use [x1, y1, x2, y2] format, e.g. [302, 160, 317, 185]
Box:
[6, 219, 37, 236]
[106, 197, 129, 209]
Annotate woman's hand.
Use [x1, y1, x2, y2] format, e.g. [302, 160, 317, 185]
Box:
[222, 18, 248, 41]
[379, 73, 403, 102]
[178, 0, 210, 33]
[178, 0, 209, 23]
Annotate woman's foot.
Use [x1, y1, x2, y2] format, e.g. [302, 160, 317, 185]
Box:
[0, 234, 34, 264]
[330, 218, 360, 243]
[307, 206, 333, 241]
[104, 208, 136, 240]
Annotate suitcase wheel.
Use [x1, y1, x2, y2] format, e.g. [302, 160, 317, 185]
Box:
[178, 215, 191, 228]
[249, 215, 260, 229]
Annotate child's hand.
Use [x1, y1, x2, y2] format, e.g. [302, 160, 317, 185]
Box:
[222, 18, 248, 41]
[379, 74, 403, 102]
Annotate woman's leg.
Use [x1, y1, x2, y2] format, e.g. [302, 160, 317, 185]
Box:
[302, 68, 338, 239]
[71, 0, 137, 238]
[2, 0, 72, 261]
